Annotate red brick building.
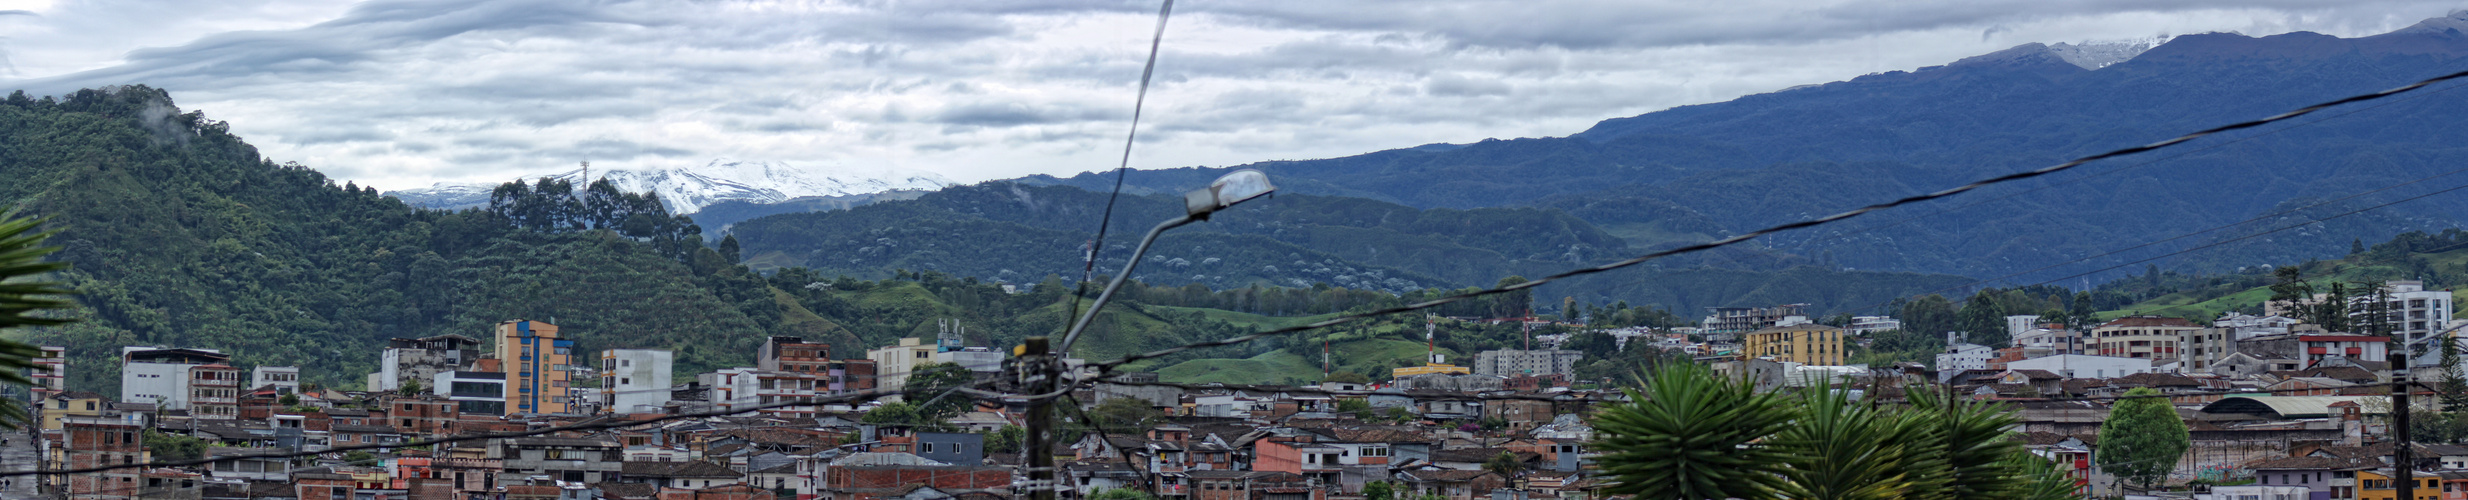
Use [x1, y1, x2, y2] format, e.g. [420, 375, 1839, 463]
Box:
[61, 416, 145, 500]
[823, 464, 1010, 500]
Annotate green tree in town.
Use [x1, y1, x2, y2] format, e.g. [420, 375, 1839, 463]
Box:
[342, 450, 377, 466]
[903, 362, 978, 424]
[1088, 488, 1157, 500]
[1086, 397, 1156, 430]
[1484, 451, 1526, 478]
[144, 430, 209, 462]
[0, 215, 76, 429]
[2096, 387, 2189, 491]
[1363, 481, 1396, 500]
[985, 424, 1026, 454]
[861, 402, 923, 426]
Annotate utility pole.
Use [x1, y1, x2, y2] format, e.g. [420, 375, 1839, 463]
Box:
[2393, 341, 2414, 500]
[1021, 337, 1056, 500]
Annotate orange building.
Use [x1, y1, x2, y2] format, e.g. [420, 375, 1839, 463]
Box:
[496, 320, 575, 415]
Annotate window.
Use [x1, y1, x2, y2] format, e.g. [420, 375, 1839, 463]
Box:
[922, 443, 935, 453]
[916, 351, 928, 359]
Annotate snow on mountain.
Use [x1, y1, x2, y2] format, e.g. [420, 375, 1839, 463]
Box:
[2046, 35, 2176, 70]
[384, 158, 955, 214]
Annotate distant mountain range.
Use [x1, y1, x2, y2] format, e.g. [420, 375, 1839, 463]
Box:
[1005, 14, 2468, 286]
[384, 159, 953, 214]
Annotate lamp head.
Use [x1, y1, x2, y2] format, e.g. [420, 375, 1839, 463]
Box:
[1185, 169, 1276, 219]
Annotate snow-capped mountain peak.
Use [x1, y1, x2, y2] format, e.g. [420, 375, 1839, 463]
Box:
[2046, 35, 2176, 70]
[384, 159, 955, 213]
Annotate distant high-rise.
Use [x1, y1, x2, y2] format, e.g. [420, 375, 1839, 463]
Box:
[495, 320, 575, 415]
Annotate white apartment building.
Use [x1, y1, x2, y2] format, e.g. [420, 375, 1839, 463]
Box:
[2005, 315, 2042, 338]
[599, 349, 674, 414]
[251, 366, 300, 394]
[2349, 281, 2457, 367]
[120, 346, 229, 410]
[2003, 354, 2158, 379]
[701, 368, 820, 416]
[1473, 349, 1583, 378]
[1846, 316, 1903, 335]
[867, 338, 938, 397]
[1935, 343, 1994, 383]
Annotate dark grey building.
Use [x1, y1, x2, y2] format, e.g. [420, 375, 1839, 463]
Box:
[916, 431, 985, 465]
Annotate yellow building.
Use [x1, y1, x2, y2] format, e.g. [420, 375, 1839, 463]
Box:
[496, 320, 574, 415]
[2355, 469, 2440, 500]
[1741, 324, 1846, 366]
[38, 390, 106, 431]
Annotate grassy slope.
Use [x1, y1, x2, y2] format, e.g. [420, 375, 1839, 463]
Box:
[1152, 338, 1459, 384]
[2100, 247, 2468, 321]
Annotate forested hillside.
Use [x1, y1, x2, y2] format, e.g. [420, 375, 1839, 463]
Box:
[1020, 29, 2468, 282]
[727, 182, 1975, 314]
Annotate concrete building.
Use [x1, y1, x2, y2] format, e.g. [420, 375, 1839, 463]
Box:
[1846, 316, 1903, 335]
[492, 437, 622, 485]
[374, 334, 482, 393]
[757, 336, 879, 394]
[2297, 333, 2390, 368]
[701, 368, 820, 416]
[1703, 304, 1809, 334]
[2005, 315, 2043, 338]
[61, 415, 146, 500]
[119, 347, 229, 411]
[2091, 316, 2200, 360]
[32, 345, 64, 396]
[2003, 354, 2158, 379]
[935, 347, 1004, 374]
[2013, 326, 2085, 355]
[187, 363, 241, 420]
[250, 366, 300, 394]
[1936, 342, 1993, 382]
[496, 320, 576, 415]
[598, 349, 673, 414]
[1471, 349, 1582, 378]
[2349, 280, 2456, 367]
[433, 370, 507, 415]
[915, 431, 986, 466]
[867, 338, 938, 396]
[1740, 324, 1846, 366]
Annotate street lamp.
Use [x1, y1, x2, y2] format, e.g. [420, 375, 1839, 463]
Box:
[1059, 169, 1277, 353]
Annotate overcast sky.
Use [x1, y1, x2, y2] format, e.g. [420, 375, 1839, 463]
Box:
[1, 0, 2460, 190]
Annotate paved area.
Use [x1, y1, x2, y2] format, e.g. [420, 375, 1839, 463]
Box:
[0, 427, 37, 498]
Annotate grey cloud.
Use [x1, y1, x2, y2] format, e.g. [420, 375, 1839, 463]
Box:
[288, 127, 394, 145]
[0, 10, 37, 16]
[935, 101, 1113, 127]
[1424, 74, 1511, 97]
[560, 138, 692, 159]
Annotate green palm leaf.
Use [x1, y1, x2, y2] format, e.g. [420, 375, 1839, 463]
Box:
[0, 215, 75, 430]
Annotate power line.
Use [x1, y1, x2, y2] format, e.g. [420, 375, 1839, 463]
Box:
[1069, 66, 2468, 384]
[1068, 0, 1180, 331]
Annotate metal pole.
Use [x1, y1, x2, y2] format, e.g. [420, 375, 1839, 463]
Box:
[1024, 337, 1056, 500]
[2394, 344, 2413, 500]
[1059, 216, 1193, 353]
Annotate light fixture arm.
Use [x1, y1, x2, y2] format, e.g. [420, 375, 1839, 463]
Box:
[1059, 215, 1194, 353]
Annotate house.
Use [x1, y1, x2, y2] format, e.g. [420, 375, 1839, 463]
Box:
[1394, 469, 1505, 500]
[821, 452, 1009, 500]
[2246, 455, 2374, 500]
[1187, 470, 1310, 500]
[496, 437, 625, 485]
[621, 461, 745, 490]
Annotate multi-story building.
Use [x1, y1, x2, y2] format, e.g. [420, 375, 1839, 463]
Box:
[2182, 327, 2236, 371]
[1845, 316, 1903, 335]
[2013, 326, 2085, 355]
[1471, 349, 1582, 378]
[2296, 333, 2390, 368]
[2005, 315, 2043, 338]
[491, 437, 622, 485]
[935, 347, 1004, 374]
[1936, 343, 1993, 381]
[119, 347, 229, 410]
[1740, 324, 1846, 366]
[61, 416, 146, 500]
[432, 370, 507, 415]
[867, 338, 938, 396]
[760, 336, 880, 394]
[2003, 354, 2157, 379]
[701, 368, 820, 416]
[188, 364, 241, 420]
[389, 395, 460, 437]
[2348, 280, 2457, 367]
[250, 366, 300, 394]
[495, 320, 575, 415]
[374, 334, 482, 393]
[1702, 304, 1809, 334]
[32, 345, 65, 396]
[2091, 316, 2200, 360]
[599, 349, 673, 414]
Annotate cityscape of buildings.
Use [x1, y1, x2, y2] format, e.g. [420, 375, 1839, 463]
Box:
[8, 280, 2466, 499]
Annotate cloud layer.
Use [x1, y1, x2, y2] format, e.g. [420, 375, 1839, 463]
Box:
[1, 0, 2459, 189]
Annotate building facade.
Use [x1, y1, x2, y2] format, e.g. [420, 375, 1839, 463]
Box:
[1740, 324, 1846, 366]
[118, 347, 229, 411]
[250, 366, 300, 394]
[375, 334, 481, 393]
[1702, 304, 1809, 334]
[2091, 316, 2200, 360]
[2350, 281, 2457, 367]
[496, 320, 575, 415]
[1471, 349, 1582, 378]
[62, 416, 146, 500]
[599, 349, 674, 414]
[187, 364, 241, 420]
[433, 370, 507, 415]
[866, 338, 938, 395]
